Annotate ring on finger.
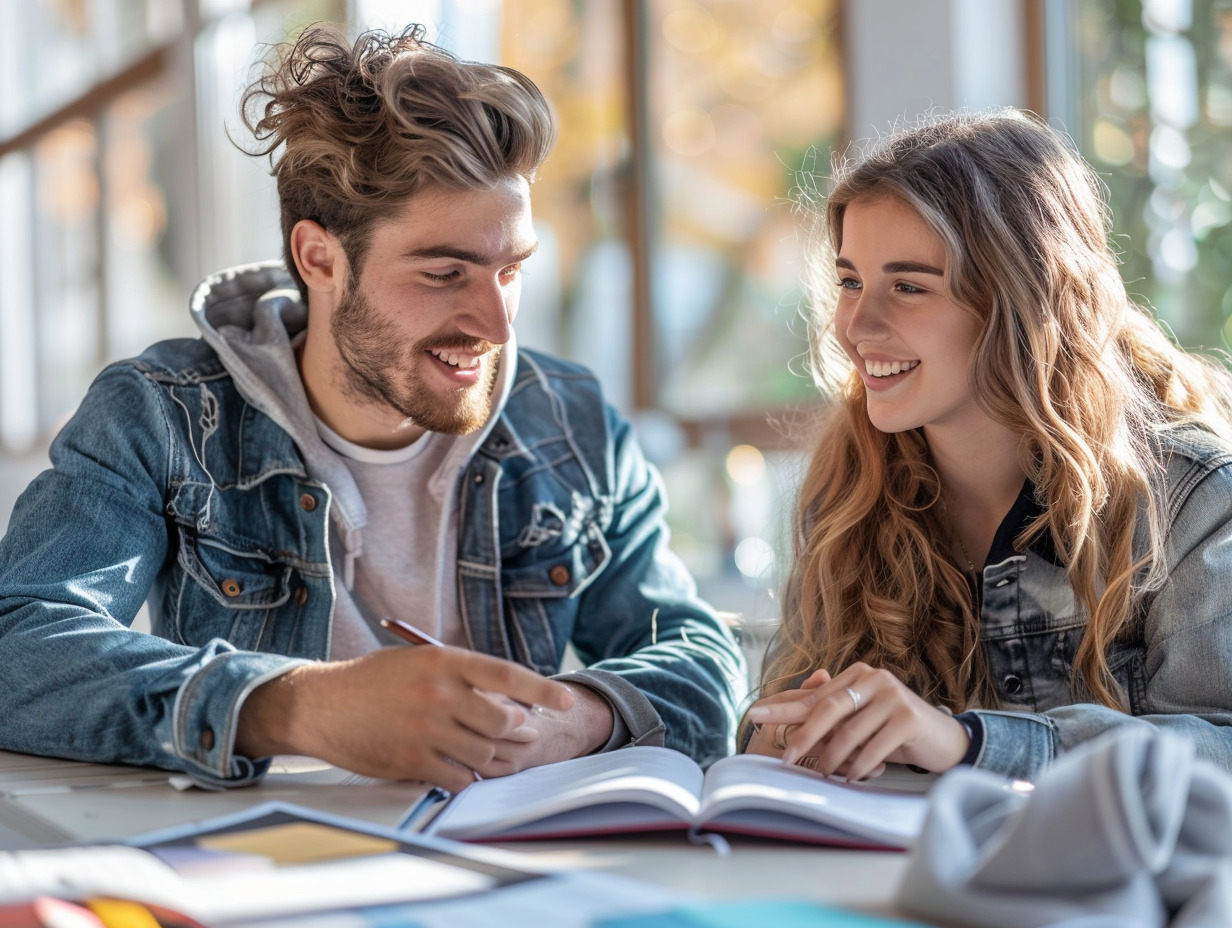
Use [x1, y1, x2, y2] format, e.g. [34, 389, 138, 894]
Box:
[796, 755, 820, 770]
[773, 723, 788, 750]
[845, 686, 862, 710]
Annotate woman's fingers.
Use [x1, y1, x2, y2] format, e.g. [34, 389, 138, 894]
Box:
[784, 688, 888, 768]
[800, 668, 832, 689]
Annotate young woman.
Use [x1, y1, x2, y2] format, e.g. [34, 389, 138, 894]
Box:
[745, 109, 1232, 782]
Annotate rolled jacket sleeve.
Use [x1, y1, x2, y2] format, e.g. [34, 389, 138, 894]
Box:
[0, 362, 305, 786]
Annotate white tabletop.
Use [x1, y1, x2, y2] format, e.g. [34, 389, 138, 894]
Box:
[0, 748, 926, 924]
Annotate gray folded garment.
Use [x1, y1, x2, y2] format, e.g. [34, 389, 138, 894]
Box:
[895, 727, 1232, 928]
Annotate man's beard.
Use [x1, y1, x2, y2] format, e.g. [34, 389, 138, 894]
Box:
[330, 282, 501, 435]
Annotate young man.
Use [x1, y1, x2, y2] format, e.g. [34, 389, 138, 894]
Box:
[0, 25, 744, 793]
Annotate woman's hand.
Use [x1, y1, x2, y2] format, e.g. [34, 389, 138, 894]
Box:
[746, 663, 969, 781]
[745, 670, 883, 779]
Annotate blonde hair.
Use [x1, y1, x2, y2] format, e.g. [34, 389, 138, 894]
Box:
[761, 109, 1232, 720]
[241, 24, 556, 299]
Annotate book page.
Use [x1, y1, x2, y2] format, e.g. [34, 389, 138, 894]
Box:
[429, 746, 706, 840]
[698, 754, 929, 847]
[0, 845, 188, 908]
[184, 853, 494, 923]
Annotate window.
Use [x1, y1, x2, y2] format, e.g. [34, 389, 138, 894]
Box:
[1063, 0, 1232, 352]
[0, 1, 846, 637]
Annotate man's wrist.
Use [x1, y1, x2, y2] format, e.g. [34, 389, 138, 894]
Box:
[236, 664, 315, 758]
[561, 683, 616, 755]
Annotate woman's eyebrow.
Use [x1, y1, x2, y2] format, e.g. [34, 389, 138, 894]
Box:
[834, 256, 943, 276]
[883, 260, 943, 275]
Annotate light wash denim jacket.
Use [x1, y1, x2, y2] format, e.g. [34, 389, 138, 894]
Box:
[956, 425, 1232, 780]
[0, 273, 745, 787]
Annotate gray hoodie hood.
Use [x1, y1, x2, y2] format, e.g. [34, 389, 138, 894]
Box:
[188, 261, 515, 588]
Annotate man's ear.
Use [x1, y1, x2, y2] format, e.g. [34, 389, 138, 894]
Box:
[289, 220, 345, 293]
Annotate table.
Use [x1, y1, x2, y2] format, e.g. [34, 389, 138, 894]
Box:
[0, 748, 920, 924]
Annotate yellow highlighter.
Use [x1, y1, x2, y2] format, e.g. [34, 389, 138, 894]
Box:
[83, 900, 163, 928]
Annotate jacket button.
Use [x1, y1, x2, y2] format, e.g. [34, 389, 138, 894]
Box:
[221, 579, 243, 597]
[549, 565, 571, 586]
[200, 727, 215, 751]
[294, 587, 309, 607]
[1002, 674, 1024, 695]
[299, 492, 317, 512]
[473, 472, 485, 485]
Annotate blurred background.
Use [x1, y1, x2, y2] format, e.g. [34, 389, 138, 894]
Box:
[1, 0, 1228, 674]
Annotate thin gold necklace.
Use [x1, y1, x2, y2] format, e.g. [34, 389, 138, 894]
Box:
[940, 495, 978, 577]
[954, 531, 977, 577]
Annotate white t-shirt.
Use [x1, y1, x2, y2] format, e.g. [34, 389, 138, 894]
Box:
[317, 421, 470, 660]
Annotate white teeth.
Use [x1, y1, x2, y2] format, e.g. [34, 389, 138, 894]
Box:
[431, 349, 482, 369]
[865, 359, 919, 378]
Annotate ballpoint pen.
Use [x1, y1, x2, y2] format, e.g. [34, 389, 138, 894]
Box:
[379, 616, 542, 717]
[379, 616, 446, 648]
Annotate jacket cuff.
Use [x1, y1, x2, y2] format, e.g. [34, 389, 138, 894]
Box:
[963, 709, 1058, 781]
[173, 651, 310, 788]
[553, 668, 665, 751]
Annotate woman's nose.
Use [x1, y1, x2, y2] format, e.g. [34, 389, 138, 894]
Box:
[843, 290, 890, 343]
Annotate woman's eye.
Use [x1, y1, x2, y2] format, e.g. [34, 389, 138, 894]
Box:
[837, 277, 860, 290]
[895, 281, 925, 294]
[499, 263, 522, 281]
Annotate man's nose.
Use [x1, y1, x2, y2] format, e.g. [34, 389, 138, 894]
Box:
[459, 275, 515, 345]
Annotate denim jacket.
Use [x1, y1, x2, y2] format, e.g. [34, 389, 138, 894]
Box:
[957, 425, 1232, 780]
[0, 271, 745, 787]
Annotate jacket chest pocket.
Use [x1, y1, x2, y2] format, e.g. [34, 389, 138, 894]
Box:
[499, 523, 610, 672]
[169, 531, 293, 650]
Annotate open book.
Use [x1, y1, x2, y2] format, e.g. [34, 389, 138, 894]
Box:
[426, 746, 933, 849]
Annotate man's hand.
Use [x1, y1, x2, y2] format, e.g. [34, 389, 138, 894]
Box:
[236, 646, 574, 792]
[471, 683, 615, 778]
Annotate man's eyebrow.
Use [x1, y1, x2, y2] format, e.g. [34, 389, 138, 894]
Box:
[403, 243, 539, 265]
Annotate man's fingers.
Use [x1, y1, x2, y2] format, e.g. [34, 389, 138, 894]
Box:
[459, 652, 573, 711]
[421, 754, 481, 793]
[500, 723, 540, 744]
[455, 687, 528, 739]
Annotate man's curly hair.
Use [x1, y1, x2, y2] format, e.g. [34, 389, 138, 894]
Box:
[241, 24, 556, 298]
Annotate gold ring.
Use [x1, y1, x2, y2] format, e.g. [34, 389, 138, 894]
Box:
[773, 723, 788, 750]
[796, 755, 820, 770]
[846, 686, 862, 709]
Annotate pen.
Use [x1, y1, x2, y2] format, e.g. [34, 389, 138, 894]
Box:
[380, 617, 544, 719]
[397, 785, 451, 831]
[380, 616, 446, 648]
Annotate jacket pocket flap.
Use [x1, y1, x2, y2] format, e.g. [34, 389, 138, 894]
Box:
[501, 527, 610, 599]
[179, 538, 293, 609]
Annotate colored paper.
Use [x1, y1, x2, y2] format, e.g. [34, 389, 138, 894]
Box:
[195, 821, 397, 865]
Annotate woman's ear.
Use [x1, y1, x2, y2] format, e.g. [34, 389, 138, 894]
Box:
[289, 220, 344, 294]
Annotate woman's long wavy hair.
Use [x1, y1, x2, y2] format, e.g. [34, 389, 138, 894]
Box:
[240, 23, 556, 300]
[759, 109, 1232, 719]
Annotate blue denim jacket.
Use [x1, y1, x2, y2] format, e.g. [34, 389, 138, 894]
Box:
[0, 291, 745, 786]
[957, 426, 1232, 780]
